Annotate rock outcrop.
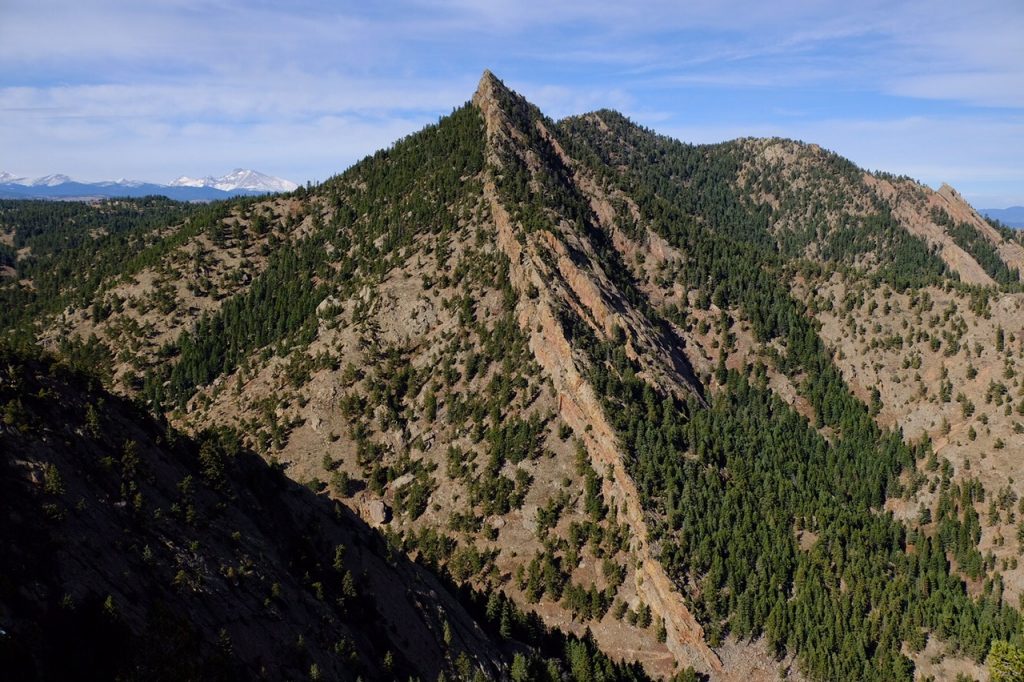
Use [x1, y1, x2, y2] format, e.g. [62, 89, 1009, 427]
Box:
[475, 70, 722, 674]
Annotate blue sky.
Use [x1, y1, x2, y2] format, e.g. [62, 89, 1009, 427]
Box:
[1, 0, 1022, 207]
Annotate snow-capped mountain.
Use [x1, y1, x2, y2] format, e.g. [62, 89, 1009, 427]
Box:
[169, 169, 298, 193]
[0, 169, 299, 201]
[0, 171, 27, 184]
[168, 175, 212, 188]
[96, 178, 148, 188]
[29, 174, 73, 187]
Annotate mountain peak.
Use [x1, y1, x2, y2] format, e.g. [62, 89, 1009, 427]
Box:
[474, 69, 496, 100]
[31, 173, 73, 187]
[473, 68, 513, 111]
[472, 69, 539, 147]
[169, 169, 298, 193]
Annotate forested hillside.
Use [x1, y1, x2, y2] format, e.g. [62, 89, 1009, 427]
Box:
[2, 70, 1023, 681]
[0, 343, 654, 682]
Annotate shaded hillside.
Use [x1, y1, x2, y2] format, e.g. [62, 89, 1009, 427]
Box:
[0, 344, 652, 682]
[2, 71, 1023, 681]
[0, 344, 503, 680]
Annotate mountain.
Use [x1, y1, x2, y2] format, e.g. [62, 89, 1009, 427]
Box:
[0, 169, 298, 201]
[170, 168, 299, 193]
[982, 206, 1024, 228]
[25, 173, 73, 187]
[1, 70, 1022, 681]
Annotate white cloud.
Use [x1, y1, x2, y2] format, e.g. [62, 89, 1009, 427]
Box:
[0, 1, 1020, 201]
[0, 106, 431, 184]
[888, 72, 1024, 109]
[0, 74, 475, 121]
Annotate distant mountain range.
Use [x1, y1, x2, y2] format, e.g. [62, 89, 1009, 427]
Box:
[980, 206, 1024, 228]
[0, 169, 298, 201]
[168, 168, 299, 193]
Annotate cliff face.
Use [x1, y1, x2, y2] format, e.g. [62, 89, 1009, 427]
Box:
[863, 174, 994, 285]
[476, 71, 720, 674]
[859, 173, 1024, 286]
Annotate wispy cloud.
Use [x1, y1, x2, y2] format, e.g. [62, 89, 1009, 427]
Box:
[0, 0, 1021, 204]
